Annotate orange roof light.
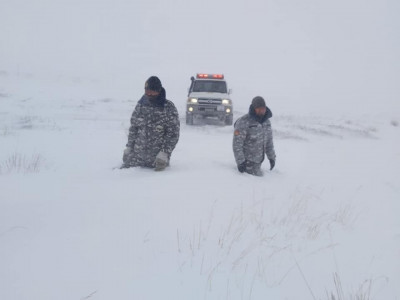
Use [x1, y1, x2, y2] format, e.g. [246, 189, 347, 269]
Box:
[197, 74, 209, 78]
[212, 74, 224, 79]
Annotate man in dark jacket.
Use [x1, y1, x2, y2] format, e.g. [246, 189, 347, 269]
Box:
[122, 76, 180, 171]
[232, 96, 276, 176]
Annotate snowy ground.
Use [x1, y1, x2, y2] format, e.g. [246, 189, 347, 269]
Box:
[1, 74, 399, 300]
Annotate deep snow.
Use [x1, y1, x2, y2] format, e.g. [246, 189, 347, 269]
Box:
[0, 73, 399, 300]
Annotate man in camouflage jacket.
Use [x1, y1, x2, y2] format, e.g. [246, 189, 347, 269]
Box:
[232, 96, 276, 176]
[122, 76, 180, 171]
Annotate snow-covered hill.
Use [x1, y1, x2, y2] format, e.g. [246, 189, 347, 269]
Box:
[1, 74, 399, 300]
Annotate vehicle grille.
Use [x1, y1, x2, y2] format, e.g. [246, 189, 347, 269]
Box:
[198, 98, 222, 105]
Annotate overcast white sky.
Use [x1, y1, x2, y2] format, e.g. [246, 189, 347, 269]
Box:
[1, 0, 399, 115]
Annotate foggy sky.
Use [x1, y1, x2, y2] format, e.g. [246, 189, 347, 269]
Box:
[1, 0, 399, 115]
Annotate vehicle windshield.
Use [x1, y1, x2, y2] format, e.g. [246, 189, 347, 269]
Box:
[192, 80, 227, 93]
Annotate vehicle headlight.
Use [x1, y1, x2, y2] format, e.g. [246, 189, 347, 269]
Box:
[188, 98, 198, 103]
[222, 99, 230, 105]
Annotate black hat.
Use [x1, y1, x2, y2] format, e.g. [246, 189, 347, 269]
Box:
[145, 76, 162, 92]
[252, 96, 266, 108]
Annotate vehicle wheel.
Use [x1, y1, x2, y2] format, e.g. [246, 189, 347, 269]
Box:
[186, 114, 194, 125]
[225, 115, 233, 126]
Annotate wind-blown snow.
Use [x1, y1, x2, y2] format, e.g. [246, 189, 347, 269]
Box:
[1, 73, 399, 299]
[1, 0, 399, 299]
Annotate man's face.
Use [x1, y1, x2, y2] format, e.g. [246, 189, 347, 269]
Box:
[145, 89, 160, 101]
[254, 106, 266, 116]
[145, 89, 160, 97]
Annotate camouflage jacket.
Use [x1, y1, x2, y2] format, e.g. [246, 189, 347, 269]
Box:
[126, 89, 180, 168]
[232, 106, 276, 165]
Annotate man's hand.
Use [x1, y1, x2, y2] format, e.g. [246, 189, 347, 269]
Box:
[269, 159, 275, 170]
[155, 151, 169, 171]
[237, 161, 246, 173]
[123, 147, 131, 163]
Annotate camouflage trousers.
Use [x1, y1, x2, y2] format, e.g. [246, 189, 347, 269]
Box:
[244, 161, 263, 177]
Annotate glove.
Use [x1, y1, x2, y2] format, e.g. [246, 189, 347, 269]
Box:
[122, 147, 131, 163]
[155, 151, 169, 171]
[237, 161, 246, 173]
[269, 159, 275, 170]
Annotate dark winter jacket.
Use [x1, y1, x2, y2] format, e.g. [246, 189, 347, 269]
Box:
[125, 88, 180, 168]
[232, 105, 276, 165]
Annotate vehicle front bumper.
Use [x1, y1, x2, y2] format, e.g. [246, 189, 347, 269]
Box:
[186, 104, 232, 117]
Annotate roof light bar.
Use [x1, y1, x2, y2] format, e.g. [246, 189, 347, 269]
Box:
[196, 73, 224, 79]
